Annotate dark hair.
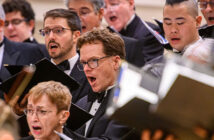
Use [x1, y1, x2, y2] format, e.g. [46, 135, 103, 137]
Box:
[2, 0, 35, 33]
[77, 28, 125, 59]
[165, 0, 188, 5]
[165, 0, 198, 17]
[44, 8, 81, 32]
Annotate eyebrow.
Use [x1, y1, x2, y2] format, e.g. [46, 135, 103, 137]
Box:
[163, 17, 185, 21]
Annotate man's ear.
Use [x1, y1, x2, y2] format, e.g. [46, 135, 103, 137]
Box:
[196, 16, 202, 29]
[98, 8, 104, 22]
[28, 20, 35, 33]
[59, 111, 70, 125]
[128, 0, 135, 10]
[72, 31, 81, 44]
[113, 55, 121, 70]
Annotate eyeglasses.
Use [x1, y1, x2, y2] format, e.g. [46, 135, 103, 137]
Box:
[39, 27, 72, 36]
[198, 1, 214, 10]
[4, 18, 27, 27]
[24, 108, 52, 118]
[78, 56, 111, 71]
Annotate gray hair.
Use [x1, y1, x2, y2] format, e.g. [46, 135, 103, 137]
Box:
[0, 5, 5, 21]
[64, 0, 104, 13]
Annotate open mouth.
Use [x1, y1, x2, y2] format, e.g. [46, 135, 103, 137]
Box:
[82, 26, 86, 31]
[9, 35, 17, 38]
[109, 16, 117, 22]
[48, 42, 59, 50]
[32, 125, 42, 135]
[208, 17, 214, 21]
[171, 38, 180, 41]
[89, 76, 96, 83]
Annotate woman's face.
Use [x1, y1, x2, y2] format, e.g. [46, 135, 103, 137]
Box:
[26, 95, 63, 139]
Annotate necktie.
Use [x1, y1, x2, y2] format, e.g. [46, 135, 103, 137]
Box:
[57, 60, 70, 71]
[88, 91, 106, 103]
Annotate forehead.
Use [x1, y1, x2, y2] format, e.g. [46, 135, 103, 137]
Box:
[28, 94, 54, 108]
[5, 11, 23, 19]
[68, 0, 94, 10]
[163, 4, 191, 19]
[44, 17, 68, 28]
[80, 41, 105, 59]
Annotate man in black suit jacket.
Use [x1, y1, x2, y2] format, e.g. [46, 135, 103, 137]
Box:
[41, 9, 91, 103]
[66, 0, 146, 67]
[66, 28, 137, 139]
[0, 5, 47, 93]
[104, 0, 164, 62]
[2, 0, 49, 58]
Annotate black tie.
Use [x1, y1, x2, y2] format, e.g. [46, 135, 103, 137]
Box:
[57, 60, 70, 71]
[119, 28, 127, 36]
[88, 91, 106, 103]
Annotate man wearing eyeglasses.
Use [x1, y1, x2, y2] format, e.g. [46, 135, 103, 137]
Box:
[65, 28, 138, 139]
[41, 8, 91, 103]
[2, 0, 36, 43]
[2, 0, 49, 58]
[198, 0, 214, 26]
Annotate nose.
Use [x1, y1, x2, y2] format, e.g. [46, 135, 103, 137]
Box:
[6, 23, 14, 30]
[83, 63, 92, 72]
[205, 4, 213, 12]
[31, 112, 39, 122]
[48, 30, 56, 39]
[170, 24, 178, 34]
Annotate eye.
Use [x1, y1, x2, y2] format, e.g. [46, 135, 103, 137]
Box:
[164, 21, 172, 25]
[177, 22, 184, 25]
[39, 110, 48, 115]
[55, 28, 63, 33]
[27, 109, 34, 114]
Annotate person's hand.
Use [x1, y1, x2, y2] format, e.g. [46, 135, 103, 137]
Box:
[141, 129, 177, 140]
[4, 93, 29, 116]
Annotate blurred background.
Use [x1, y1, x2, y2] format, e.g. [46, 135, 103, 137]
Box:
[0, 0, 206, 43]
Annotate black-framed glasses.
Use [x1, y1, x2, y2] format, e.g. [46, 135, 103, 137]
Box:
[78, 56, 111, 71]
[24, 108, 52, 118]
[4, 18, 27, 27]
[198, 1, 214, 9]
[39, 27, 72, 36]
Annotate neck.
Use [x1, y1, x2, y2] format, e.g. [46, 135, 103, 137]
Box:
[53, 50, 76, 65]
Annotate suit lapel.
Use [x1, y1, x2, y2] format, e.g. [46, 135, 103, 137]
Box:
[70, 59, 85, 83]
[0, 40, 20, 81]
[86, 90, 112, 136]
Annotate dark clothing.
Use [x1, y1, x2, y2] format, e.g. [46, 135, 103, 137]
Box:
[0, 37, 47, 83]
[69, 59, 92, 103]
[199, 24, 214, 38]
[119, 15, 164, 62]
[66, 89, 137, 140]
[24, 37, 49, 59]
[107, 27, 145, 67]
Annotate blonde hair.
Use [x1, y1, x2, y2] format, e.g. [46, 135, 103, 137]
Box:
[28, 81, 72, 113]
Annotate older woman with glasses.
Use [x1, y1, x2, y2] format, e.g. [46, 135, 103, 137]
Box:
[20, 81, 72, 140]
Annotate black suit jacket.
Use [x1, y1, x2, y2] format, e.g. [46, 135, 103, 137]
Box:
[66, 89, 137, 140]
[119, 15, 164, 62]
[107, 27, 145, 67]
[0, 37, 47, 83]
[69, 59, 92, 103]
[24, 37, 50, 59]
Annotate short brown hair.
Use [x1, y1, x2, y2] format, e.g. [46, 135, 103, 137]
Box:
[77, 28, 126, 59]
[44, 8, 81, 32]
[28, 81, 72, 113]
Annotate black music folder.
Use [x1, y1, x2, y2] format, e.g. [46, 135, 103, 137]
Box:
[0, 58, 93, 130]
